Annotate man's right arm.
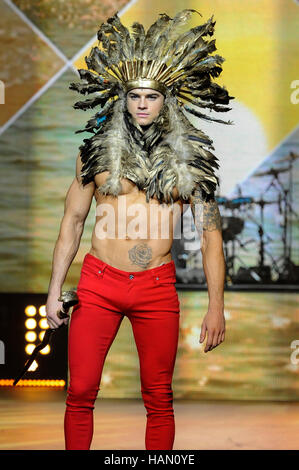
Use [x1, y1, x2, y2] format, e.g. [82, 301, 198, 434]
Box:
[46, 152, 95, 328]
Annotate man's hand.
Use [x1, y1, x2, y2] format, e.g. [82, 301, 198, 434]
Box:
[200, 307, 225, 352]
[46, 294, 69, 329]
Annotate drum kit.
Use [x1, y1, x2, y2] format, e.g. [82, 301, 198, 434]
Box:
[176, 151, 299, 286]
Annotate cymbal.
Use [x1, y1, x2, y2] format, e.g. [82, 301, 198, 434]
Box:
[225, 196, 253, 208]
[276, 151, 299, 163]
[254, 166, 289, 177]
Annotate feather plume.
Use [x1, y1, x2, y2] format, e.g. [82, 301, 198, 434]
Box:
[130, 22, 146, 58]
[142, 13, 172, 60]
[184, 104, 234, 125]
[107, 13, 134, 60]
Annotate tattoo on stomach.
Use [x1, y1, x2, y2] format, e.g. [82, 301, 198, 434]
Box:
[128, 243, 153, 269]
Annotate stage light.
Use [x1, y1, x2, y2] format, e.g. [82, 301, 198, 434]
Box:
[39, 331, 45, 341]
[39, 319, 49, 329]
[25, 318, 37, 330]
[28, 360, 38, 372]
[40, 345, 50, 355]
[25, 344, 36, 355]
[0, 379, 66, 387]
[39, 305, 46, 317]
[25, 305, 36, 317]
[25, 331, 37, 342]
[0, 295, 68, 388]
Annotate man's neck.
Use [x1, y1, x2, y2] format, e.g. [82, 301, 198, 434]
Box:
[140, 123, 152, 132]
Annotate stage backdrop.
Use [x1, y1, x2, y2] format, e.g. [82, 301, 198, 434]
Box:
[0, 0, 298, 400]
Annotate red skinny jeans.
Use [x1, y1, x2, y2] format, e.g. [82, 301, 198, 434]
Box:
[64, 253, 180, 450]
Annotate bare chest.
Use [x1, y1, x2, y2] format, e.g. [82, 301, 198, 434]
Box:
[94, 171, 183, 204]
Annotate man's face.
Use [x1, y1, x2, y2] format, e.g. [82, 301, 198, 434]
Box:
[126, 88, 165, 127]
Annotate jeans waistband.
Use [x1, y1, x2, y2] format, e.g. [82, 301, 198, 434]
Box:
[82, 253, 177, 283]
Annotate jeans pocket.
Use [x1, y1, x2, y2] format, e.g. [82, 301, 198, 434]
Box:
[148, 275, 180, 313]
[154, 277, 178, 298]
[78, 263, 104, 290]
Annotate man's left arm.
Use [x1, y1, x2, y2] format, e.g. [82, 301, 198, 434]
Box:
[189, 187, 226, 353]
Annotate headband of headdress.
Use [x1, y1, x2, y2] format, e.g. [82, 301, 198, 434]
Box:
[70, 8, 233, 128]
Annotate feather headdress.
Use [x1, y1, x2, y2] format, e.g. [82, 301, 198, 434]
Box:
[69, 9, 234, 204]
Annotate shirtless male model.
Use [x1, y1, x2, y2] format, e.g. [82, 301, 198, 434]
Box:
[45, 9, 233, 450]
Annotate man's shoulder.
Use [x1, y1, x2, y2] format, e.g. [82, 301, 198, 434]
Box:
[189, 184, 216, 204]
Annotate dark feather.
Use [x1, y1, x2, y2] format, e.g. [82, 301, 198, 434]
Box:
[143, 13, 172, 58]
[184, 104, 234, 125]
[107, 13, 134, 59]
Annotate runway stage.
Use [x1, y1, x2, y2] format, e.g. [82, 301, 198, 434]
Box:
[0, 388, 298, 450]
